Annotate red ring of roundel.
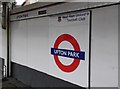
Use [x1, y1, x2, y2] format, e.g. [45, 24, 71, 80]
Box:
[54, 34, 80, 72]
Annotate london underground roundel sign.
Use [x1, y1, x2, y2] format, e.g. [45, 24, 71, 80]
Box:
[51, 34, 85, 73]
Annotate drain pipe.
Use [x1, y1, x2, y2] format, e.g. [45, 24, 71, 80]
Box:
[2, 2, 10, 77]
[6, 3, 10, 77]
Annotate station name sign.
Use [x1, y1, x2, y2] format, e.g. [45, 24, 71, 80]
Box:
[11, 9, 47, 21]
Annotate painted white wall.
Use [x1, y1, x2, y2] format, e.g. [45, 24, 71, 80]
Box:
[11, 17, 49, 73]
[27, 17, 49, 73]
[11, 11, 90, 87]
[10, 3, 119, 88]
[49, 11, 90, 87]
[11, 20, 28, 66]
[0, 12, 2, 57]
[0, 29, 2, 57]
[118, 5, 120, 89]
[91, 5, 118, 87]
[2, 29, 7, 77]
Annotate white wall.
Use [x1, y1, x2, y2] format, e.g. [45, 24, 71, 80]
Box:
[11, 20, 28, 66]
[118, 4, 120, 89]
[11, 17, 49, 73]
[2, 29, 7, 63]
[49, 11, 90, 87]
[91, 5, 118, 87]
[10, 4, 119, 88]
[0, 29, 2, 57]
[0, 12, 2, 57]
[11, 11, 90, 87]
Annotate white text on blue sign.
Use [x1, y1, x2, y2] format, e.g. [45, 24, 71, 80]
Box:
[51, 48, 85, 60]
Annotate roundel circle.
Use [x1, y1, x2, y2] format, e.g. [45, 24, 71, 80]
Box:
[53, 34, 81, 72]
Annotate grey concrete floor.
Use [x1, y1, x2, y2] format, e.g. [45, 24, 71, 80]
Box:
[1, 77, 33, 89]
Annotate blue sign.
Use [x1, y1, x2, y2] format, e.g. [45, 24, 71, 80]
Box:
[51, 48, 85, 60]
